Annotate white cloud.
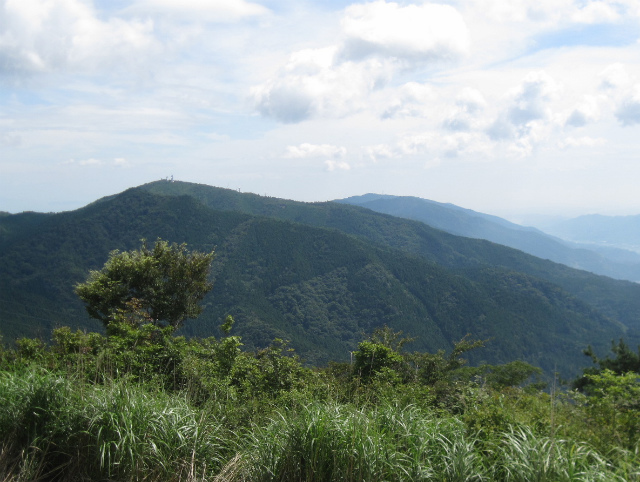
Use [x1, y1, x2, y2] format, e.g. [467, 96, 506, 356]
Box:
[396, 132, 434, 155]
[565, 95, 600, 127]
[206, 132, 231, 142]
[456, 88, 487, 113]
[132, 0, 268, 21]
[615, 85, 640, 126]
[365, 143, 396, 161]
[284, 143, 347, 159]
[443, 87, 487, 131]
[252, 47, 390, 122]
[324, 160, 351, 171]
[599, 63, 632, 91]
[424, 157, 442, 169]
[507, 71, 560, 125]
[571, 2, 620, 24]
[486, 117, 516, 141]
[472, 0, 570, 23]
[0, 0, 157, 76]
[365, 129, 493, 162]
[596, 64, 640, 126]
[78, 158, 103, 166]
[484, 71, 561, 158]
[340, 1, 470, 63]
[62, 156, 131, 167]
[0, 0, 155, 74]
[382, 82, 437, 119]
[252, 1, 469, 123]
[558, 136, 606, 148]
[469, 0, 630, 26]
[1, 133, 21, 146]
[113, 157, 131, 167]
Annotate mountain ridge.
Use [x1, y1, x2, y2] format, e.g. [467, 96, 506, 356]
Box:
[335, 193, 640, 283]
[140, 181, 640, 333]
[0, 181, 638, 377]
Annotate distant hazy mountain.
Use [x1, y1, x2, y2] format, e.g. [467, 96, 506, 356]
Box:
[2, 181, 640, 378]
[336, 194, 640, 283]
[540, 214, 640, 254]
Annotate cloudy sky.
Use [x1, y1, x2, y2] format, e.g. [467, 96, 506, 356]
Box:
[2, 0, 640, 220]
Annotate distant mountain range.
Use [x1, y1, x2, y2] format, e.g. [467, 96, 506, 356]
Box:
[336, 194, 640, 283]
[1, 180, 639, 378]
[538, 214, 640, 254]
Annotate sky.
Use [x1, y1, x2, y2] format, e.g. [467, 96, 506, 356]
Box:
[1, 0, 640, 221]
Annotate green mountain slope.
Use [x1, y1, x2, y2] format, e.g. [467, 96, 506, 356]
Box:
[0, 186, 631, 376]
[141, 181, 640, 334]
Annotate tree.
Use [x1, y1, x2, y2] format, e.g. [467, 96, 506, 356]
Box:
[75, 239, 214, 330]
[353, 340, 404, 381]
[574, 339, 640, 391]
[352, 326, 412, 381]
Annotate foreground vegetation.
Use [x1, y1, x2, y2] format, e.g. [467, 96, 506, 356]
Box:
[1, 320, 639, 481]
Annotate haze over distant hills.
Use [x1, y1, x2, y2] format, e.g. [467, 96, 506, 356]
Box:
[336, 194, 640, 283]
[537, 214, 640, 254]
[1, 180, 640, 378]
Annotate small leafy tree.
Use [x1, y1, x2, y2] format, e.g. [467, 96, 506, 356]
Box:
[75, 239, 214, 330]
[353, 340, 404, 381]
[351, 326, 413, 382]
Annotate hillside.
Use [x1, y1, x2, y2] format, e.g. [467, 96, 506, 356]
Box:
[1, 183, 639, 376]
[335, 194, 640, 282]
[141, 181, 640, 334]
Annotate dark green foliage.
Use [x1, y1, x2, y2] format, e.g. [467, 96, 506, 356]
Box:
[585, 338, 640, 374]
[75, 239, 214, 329]
[574, 338, 640, 392]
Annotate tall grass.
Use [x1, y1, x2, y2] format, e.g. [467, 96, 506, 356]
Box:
[230, 403, 486, 481]
[227, 402, 636, 482]
[488, 426, 625, 482]
[1, 370, 637, 481]
[0, 370, 231, 481]
[86, 382, 229, 481]
[0, 369, 83, 481]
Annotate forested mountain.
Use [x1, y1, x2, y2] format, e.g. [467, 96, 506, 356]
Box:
[1, 181, 639, 377]
[336, 194, 640, 282]
[141, 181, 640, 333]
